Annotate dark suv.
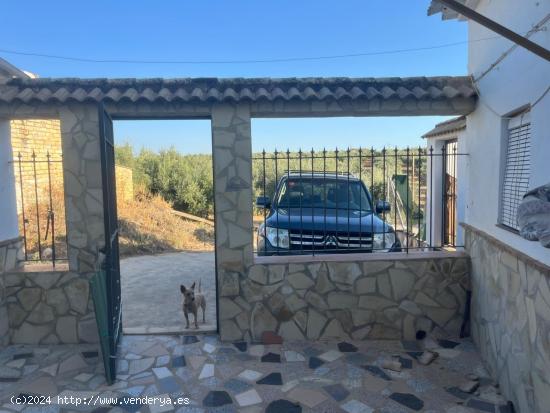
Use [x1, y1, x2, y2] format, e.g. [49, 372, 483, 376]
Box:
[256, 172, 401, 255]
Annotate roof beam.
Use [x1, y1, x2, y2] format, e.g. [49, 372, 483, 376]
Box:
[0, 57, 30, 79]
[433, 0, 550, 62]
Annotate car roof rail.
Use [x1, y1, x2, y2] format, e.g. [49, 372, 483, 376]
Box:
[285, 170, 354, 176]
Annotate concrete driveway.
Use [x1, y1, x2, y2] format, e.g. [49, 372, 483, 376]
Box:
[120, 251, 217, 334]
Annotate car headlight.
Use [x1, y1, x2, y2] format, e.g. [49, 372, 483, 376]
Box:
[372, 232, 396, 251]
[259, 225, 290, 249]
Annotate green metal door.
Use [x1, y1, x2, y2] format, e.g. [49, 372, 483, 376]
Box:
[91, 104, 122, 384]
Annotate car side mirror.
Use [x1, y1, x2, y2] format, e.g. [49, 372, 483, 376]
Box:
[256, 196, 271, 209]
[376, 200, 391, 213]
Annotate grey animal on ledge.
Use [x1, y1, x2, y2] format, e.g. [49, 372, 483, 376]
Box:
[517, 183, 550, 248]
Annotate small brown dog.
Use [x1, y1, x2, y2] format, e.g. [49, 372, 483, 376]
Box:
[180, 280, 206, 329]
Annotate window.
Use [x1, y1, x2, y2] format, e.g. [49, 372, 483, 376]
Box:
[276, 177, 372, 212]
[500, 112, 531, 231]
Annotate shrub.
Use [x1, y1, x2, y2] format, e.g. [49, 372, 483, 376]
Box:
[115, 144, 214, 217]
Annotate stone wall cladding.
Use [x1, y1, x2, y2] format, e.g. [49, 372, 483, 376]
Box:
[56, 103, 104, 347]
[211, 103, 255, 341]
[465, 226, 550, 413]
[0, 104, 107, 348]
[0, 238, 23, 348]
[218, 256, 469, 342]
[211, 103, 470, 343]
[4, 267, 98, 345]
[7, 104, 106, 276]
[59, 103, 105, 274]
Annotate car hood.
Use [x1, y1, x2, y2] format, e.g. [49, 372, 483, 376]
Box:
[264, 207, 392, 233]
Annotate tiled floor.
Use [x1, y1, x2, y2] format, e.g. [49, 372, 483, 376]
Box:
[0, 335, 513, 412]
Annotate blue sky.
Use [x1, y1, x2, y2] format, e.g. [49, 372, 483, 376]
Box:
[2, 0, 470, 154]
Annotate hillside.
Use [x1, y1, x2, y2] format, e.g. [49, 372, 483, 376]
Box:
[117, 189, 214, 257]
[20, 187, 214, 261]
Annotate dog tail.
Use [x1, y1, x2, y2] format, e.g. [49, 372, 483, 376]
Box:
[198, 278, 202, 293]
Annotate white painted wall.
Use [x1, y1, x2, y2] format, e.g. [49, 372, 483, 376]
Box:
[461, 0, 550, 264]
[0, 120, 20, 241]
[425, 138, 445, 248]
[425, 130, 467, 248]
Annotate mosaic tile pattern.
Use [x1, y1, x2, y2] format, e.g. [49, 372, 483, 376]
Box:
[0, 334, 514, 412]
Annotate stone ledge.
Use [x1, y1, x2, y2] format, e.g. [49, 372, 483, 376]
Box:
[124, 325, 217, 335]
[7, 262, 69, 274]
[462, 223, 550, 274]
[254, 250, 468, 266]
[0, 236, 23, 248]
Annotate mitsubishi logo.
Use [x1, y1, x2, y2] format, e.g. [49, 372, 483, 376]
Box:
[325, 236, 338, 247]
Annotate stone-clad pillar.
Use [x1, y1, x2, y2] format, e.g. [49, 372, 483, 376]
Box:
[57, 103, 104, 344]
[60, 104, 106, 274]
[211, 103, 254, 341]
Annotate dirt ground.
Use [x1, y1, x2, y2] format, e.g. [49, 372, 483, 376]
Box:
[120, 251, 217, 334]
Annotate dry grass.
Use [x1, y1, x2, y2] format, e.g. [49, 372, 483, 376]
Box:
[20, 186, 214, 260]
[18, 185, 68, 261]
[117, 189, 215, 257]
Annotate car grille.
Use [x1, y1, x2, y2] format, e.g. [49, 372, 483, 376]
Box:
[289, 230, 372, 249]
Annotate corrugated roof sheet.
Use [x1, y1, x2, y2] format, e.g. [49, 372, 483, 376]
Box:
[0, 76, 476, 104]
[422, 115, 466, 138]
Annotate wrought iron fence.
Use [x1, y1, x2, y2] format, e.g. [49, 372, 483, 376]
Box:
[252, 146, 464, 256]
[9, 151, 68, 266]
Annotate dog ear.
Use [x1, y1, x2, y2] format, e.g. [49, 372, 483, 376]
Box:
[191, 282, 196, 290]
[180, 285, 186, 294]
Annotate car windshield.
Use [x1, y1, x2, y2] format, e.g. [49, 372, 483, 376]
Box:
[276, 178, 372, 211]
